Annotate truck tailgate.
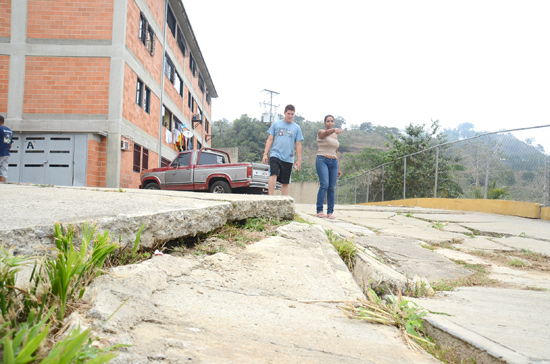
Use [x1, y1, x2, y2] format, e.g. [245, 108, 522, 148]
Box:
[251, 163, 270, 184]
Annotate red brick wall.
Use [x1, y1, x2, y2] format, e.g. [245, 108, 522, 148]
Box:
[126, 0, 163, 85]
[24, 57, 110, 114]
[143, 0, 164, 34]
[120, 139, 159, 189]
[87, 138, 107, 187]
[27, 0, 113, 40]
[122, 64, 159, 137]
[0, 0, 11, 37]
[120, 138, 135, 188]
[0, 56, 8, 114]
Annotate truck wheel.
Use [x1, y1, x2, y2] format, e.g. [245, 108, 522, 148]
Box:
[210, 181, 231, 194]
[144, 182, 160, 190]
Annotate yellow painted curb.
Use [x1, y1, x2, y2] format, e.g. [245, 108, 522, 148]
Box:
[541, 207, 550, 221]
[360, 198, 542, 219]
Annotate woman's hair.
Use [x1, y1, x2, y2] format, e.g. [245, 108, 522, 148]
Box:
[324, 115, 334, 123]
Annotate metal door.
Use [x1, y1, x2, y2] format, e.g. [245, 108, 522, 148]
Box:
[8, 134, 76, 186]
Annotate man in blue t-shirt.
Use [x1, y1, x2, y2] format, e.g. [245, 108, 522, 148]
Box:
[0, 115, 13, 183]
[262, 104, 304, 195]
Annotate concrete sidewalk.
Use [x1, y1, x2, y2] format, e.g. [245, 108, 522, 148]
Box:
[296, 204, 550, 364]
[2, 184, 549, 363]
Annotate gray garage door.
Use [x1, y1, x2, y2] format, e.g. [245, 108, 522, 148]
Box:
[8, 133, 88, 186]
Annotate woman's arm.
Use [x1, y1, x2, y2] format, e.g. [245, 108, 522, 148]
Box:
[318, 128, 342, 139]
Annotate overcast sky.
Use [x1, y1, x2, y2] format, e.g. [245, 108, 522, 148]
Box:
[183, 1, 550, 147]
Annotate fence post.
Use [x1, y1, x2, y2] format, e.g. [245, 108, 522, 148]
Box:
[345, 179, 348, 204]
[367, 171, 371, 203]
[484, 136, 491, 199]
[354, 176, 357, 204]
[382, 166, 386, 201]
[403, 157, 407, 200]
[547, 154, 550, 207]
[434, 147, 439, 198]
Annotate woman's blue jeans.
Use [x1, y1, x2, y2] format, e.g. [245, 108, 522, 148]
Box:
[316, 155, 338, 214]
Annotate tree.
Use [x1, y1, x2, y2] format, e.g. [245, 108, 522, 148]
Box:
[340, 147, 386, 177]
[211, 115, 268, 162]
[384, 120, 462, 200]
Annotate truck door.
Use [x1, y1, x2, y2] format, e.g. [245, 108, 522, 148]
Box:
[165, 152, 193, 189]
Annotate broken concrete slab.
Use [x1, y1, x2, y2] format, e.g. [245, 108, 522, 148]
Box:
[414, 287, 550, 364]
[456, 236, 516, 252]
[493, 236, 550, 256]
[0, 184, 294, 256]
[82, 224, 439, 364]
[354, 236, 471, 283]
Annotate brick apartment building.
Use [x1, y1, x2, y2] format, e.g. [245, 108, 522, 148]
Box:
[0, 0, 216, 188]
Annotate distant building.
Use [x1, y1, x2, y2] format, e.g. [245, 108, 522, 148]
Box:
[0, 0, 216, 188]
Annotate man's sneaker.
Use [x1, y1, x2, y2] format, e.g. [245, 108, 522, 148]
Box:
[316, 212, 327, 218]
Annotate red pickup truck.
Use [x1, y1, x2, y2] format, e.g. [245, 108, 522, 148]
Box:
[140, 148, 272, 194]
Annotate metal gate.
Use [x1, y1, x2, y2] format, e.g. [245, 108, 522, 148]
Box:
[8, 133, 88, 186]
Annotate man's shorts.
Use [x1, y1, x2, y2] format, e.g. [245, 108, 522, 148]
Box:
[269, 157, 293, 184]
[0, 156, 9, 178]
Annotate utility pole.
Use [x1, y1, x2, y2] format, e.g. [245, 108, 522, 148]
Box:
[260, 89, 279, 123]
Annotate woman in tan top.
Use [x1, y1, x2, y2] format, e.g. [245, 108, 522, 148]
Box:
[315, 115, 342, 219]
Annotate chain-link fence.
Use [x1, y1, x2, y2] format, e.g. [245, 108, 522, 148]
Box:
[335, 125, 550, 206]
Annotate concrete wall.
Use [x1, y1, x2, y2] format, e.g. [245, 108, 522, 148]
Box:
[289, 181, 319, 204]
[362, 198, 546, 220]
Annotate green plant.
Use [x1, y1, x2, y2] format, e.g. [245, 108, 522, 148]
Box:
[105, 223, 147, 267]
[508, 258, 527, 268]
[405, 212, 414, 218]
[326, 230, 357, 270]
[339, 289, 434, 350]
[431, 221, 447, 231]
[45, 224, 119, 323]
[293, 214, 311, 225]
[0, 223, 149, 363]
[1, 309, 53, 364]
[519, 232, 527, 238]
[41, 326, 118, 364]
[0, 246, 30, 327]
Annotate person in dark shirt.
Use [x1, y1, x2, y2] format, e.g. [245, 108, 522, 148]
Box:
[0, 115, 13, 183]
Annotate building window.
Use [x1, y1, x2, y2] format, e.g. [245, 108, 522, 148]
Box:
[136, 79, 144, 107]
[163, 106, 173, 131]
[167, 6, 176, 37]
[174, 71, 184, 97]
[136, 78, 151, 114]
[161, 157, 171, 167]
[189, 54, 197, 77]
[206, 92, 211, 106]
[199, 74, 205, 94]
[133, 144, 149, 173]
[164, 54, 175, 83]
[188, 91, 193, 111]
[177, 28, 186, 56]
[139, 12, 155, 56]
[144, 87, 151, 113]
[204, 119, 210, 134]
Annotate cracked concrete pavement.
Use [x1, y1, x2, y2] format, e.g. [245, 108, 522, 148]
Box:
[1, 184, 550, 363]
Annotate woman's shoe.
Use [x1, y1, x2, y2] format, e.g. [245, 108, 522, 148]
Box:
[316, 212, 327, 218]
[327, 213, 335, 219]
